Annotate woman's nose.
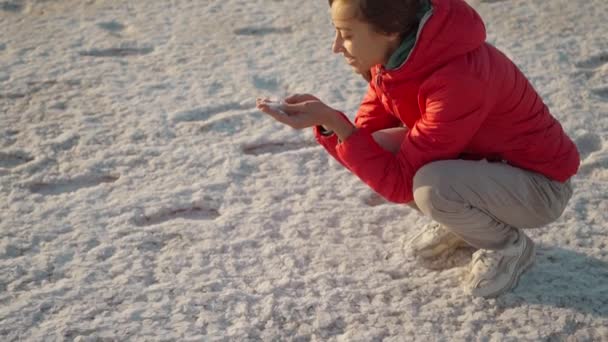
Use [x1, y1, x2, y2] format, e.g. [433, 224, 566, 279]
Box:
[332, 34, 343, 54]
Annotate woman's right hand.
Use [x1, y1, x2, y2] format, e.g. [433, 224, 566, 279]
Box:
[256, 94, 337, 130]
[256, 93, 356, 141]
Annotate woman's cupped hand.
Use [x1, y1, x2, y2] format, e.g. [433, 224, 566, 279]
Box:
[255, 94, 337, 130]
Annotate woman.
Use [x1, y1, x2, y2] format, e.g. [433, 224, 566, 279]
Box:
[256, 0, 579, 298]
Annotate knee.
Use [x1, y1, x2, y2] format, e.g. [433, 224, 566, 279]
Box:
[412, 161, 454, 215]
[413, 161, 446, 192]
[412, 162, 441, 213]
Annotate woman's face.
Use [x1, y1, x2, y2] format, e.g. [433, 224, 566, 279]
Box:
[330, 0, 400, 76]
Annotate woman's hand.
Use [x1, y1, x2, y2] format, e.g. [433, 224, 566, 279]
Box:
[255, 94, 357, 141]
[256, 94, 335, 129]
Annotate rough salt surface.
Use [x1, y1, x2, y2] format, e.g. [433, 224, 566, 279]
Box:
[1, 0, 607, 341]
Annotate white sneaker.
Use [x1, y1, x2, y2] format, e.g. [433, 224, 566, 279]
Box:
[464, 229, 536, 298]
[408, 223, 469, 258]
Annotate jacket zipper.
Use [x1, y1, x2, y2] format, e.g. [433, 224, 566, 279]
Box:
[375, 65, 383, 88]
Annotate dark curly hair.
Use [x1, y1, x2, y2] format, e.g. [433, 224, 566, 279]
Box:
[328, 0, 421, 39]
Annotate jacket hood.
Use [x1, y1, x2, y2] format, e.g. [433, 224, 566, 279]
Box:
[380, 0, 487, 82]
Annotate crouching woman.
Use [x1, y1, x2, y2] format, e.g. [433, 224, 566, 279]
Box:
[256, 0, 579, 298]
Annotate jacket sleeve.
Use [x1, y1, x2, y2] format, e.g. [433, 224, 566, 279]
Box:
[313, 82, 402, 168]
[334, 76, 489, 203]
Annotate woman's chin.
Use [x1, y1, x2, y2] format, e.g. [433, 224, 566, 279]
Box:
[350, 64, 362, 73]
[350, 64, 367, 74]
[355, 68, 372, 82]
[345, 62, 371, 81]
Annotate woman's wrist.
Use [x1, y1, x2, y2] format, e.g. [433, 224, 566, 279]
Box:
[317, 125, 334, 136]
[325, 110, 356, 142]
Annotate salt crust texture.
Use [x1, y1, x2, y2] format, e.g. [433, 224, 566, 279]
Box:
[0, 0, 607, 340]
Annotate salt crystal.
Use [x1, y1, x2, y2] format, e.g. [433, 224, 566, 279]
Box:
[264, 100, 289, 116]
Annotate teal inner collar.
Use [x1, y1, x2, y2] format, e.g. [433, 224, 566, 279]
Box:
[385, 0, 432, 70]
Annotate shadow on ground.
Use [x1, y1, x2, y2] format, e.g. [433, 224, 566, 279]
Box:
[498, 244, 608, 317]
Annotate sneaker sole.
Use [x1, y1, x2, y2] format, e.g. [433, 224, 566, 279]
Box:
[470, 236, 536, 298]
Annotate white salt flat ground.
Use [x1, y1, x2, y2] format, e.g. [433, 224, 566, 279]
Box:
[1, 0, 607, 340]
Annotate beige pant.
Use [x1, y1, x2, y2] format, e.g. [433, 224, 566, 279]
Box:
[411, 159, 573, 249]
[372, 128, 574, 250]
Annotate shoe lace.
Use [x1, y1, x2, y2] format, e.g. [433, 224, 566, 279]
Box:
[472, 249, 501, 273]
[427, 223, 445, 237]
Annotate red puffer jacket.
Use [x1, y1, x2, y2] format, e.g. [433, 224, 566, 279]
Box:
[314, 0, 580, 204]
